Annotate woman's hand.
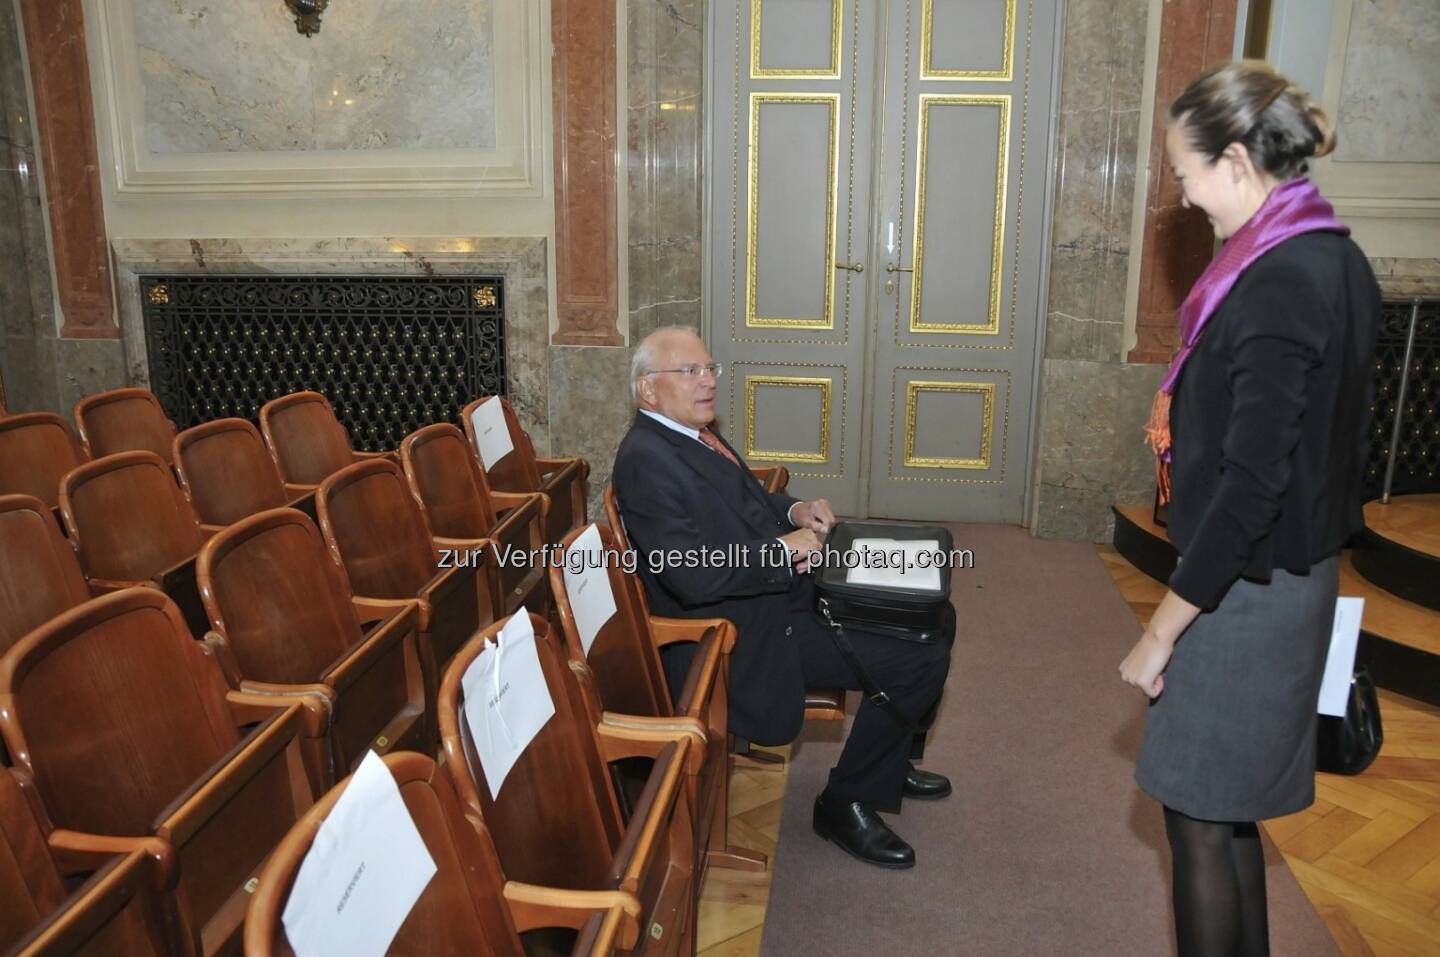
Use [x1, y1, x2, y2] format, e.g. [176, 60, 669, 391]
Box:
[1119, 589, 1202, 698]
[1120, 632, 1174, 698]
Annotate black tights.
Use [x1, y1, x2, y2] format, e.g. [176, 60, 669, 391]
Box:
[1163, 806, 1269, 957]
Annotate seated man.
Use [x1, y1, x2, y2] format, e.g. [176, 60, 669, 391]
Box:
[612, 326, 953, 869]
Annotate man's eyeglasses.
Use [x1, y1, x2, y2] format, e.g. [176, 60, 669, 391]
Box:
[642, 362, 724, 379]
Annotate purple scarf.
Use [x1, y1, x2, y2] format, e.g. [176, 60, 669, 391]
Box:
[1159, 177, 1349, 395]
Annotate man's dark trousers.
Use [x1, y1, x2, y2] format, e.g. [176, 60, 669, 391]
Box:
[663, 578, 952, 814]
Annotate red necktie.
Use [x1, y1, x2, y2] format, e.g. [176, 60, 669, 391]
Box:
[698, 428, 742, 468]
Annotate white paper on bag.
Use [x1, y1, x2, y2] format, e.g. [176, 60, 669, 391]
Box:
[844, 538, 943, 592]
[564, 524, 618, 656]
[1318, 597, 1365, 718]
[281, 750, 437, 957]
[461, 609, 556, 800]
[469, 397, 514, 470]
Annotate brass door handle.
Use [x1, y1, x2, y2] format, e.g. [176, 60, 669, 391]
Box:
[835, 261, 865, 274]
[885, 263, 913, 273]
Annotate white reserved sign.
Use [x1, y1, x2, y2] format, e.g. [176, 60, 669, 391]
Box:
[469, 397, 514, 470]
[564, 524, 618, 656]
[281, 751, 437, 957]
[462, 609, 556, 799]
[1318, 597, 1365, 718]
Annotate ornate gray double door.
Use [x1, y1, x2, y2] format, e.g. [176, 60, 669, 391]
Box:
[706, 0, 1058, 522]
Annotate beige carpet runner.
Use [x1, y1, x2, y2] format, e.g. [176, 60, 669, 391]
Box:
[760, 525, 1338, 956]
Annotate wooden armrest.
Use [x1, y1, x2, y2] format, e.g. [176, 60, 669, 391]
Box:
[608, 740, 691, 897]
[151, 705, 307, 846]
[323, 601, 420, 693]
[572, 903, 632, 955]
[351, 449, 398, 463]
[87, 576, 153, 595]
[47, 830, 173, 880]
[649, 618, 736, 653]
[596, 713, 706, 773]
[351, 595, 420, 627]
[503, 882, 640, 946]
[282, 481, 318, 499]
[199, 522, 228, 537]
[673, 627, 725, 721]
[226, 685, 334, 734]
[490, 490, 541, 511]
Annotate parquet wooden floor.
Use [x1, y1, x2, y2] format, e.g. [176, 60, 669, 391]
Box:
[695, 548, 1440, 956]
[1098, 545, 1440, 957]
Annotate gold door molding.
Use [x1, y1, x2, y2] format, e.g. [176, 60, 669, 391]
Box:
[750, 0, 844, 79]
[743, 374, 833, 464]
[746, 92, 841, 330]
[921, 0, 1017, 81]
[887, 366, 1011, 485]
[903, 380, 994, 469]
[910, 94, 1010, 335]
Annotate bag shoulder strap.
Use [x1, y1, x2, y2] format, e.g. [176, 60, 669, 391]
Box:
[816, 596, 920, 732]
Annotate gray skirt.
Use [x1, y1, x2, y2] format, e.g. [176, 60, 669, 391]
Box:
[1135, 555, 1340, 822]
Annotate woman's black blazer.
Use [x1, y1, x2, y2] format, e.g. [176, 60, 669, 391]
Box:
[1166, 231, 1382, 610]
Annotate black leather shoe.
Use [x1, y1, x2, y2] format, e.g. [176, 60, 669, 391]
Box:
[812, 791, 915, 869]
[903, 764, 952, 800]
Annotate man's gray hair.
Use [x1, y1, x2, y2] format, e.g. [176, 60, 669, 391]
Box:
[629, 325, 700, 404]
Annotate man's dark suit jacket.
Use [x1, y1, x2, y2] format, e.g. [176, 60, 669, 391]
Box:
[613, 411, 811, 746]
[1167, 232, 1381, 610]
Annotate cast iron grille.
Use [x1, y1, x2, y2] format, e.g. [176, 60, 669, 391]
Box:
[140, 274, 505, 451]
[1364, 298, 1440, 498]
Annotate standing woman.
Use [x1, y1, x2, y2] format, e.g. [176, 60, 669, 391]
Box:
[1119, 61, 1381, 956]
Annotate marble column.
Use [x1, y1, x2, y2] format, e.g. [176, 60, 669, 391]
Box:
[1029, 0, 1162, 540]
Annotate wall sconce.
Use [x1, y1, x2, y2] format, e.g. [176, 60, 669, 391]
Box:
[285, 0, 328, 36]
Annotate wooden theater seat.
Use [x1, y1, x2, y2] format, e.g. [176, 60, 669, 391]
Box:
[440, 612, 700, 956]
[0, 412, 87, 509]
[1, 769, 172, 956]
[259, 391, 393, 496]
[317, 457, 502, 700]
[58, 450, 210, 637]
[0, 495, 90, 657]
[173, 418, 317, 535]
[73, 388, 178, 463]
[0, 588, 316, 955]
[602, 485, 847, 725]
[461, 395, 589, 545]
[549, 523, 764, 878]
[197, 507, 430, 786]
[400, 423, 551, 615]
[244, 751, 637, 957]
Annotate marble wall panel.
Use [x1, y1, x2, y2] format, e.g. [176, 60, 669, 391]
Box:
[135, 0, 496, 154]
[1031, 0, 1162, 539]
[627, 0, 704, 343]
[548, 346, 635, 519]
[1334, 0, 1440, 164]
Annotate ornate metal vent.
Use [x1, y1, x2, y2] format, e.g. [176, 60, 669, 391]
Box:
[1365, 298, 1439, 497]
[140, 275, 505, 451]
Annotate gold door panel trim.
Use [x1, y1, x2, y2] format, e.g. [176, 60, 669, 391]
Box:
[747, 93, 841, 330]
[904, 380, 994, 469]
[888, 367, 1010, 485]
[910, 94, 1010, 335]
[920, 0, 1016, 81]
[743, 374, 833, 464]
[750, 0, 844, 79]
[728, 362, 849, 479]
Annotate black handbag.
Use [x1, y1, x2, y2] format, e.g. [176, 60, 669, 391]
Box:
[1316, 666, 1383, 775]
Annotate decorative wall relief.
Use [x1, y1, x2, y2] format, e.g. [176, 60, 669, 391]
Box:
[133, 0, 495, 154]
